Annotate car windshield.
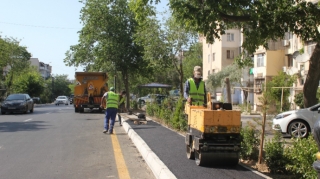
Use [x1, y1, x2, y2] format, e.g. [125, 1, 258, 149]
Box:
[57, 96, 67, 99]
[6, 94, 25, 100]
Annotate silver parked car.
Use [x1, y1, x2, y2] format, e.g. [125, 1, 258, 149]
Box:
[1, 94, 34, 114]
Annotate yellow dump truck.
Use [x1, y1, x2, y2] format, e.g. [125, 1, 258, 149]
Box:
[73, 72, 108, 113]
[185, 93, 241, 166]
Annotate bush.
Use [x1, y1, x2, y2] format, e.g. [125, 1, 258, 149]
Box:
[264, 132, 288, 174]
[130, 100, 138, 110]
[294, 92, 304, 109]
[240, 125, 260, 160]
[284, 136, 318, 179]
[171, 97, 185, 130]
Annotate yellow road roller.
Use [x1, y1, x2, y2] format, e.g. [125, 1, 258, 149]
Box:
[184, 93, 241, 166]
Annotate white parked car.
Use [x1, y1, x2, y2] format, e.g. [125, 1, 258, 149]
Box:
[137, 94, 159, 105]
[272, 103, 320, 138]
[55, 96, 69, 105]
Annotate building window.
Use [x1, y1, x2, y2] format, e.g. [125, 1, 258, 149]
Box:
[227, 33, 234, 41]
[288, 55, 293, 67]
[227, 50, 234, 59]
[212, 53, 215, 61]
[208, 70, 210, 76]
[301, 79, 304, 85]
[208, 54, 210, 63]
[212, 69, 215, 73]
[300, 64, 305, 71]
[257, 54, 264, 67]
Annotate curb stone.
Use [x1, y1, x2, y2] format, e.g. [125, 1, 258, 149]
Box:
[122, 117, 177, 179]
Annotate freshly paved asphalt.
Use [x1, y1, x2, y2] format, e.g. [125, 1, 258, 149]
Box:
[125, 119, 267, 179]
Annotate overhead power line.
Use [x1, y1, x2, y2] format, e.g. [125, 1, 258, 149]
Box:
[0, 21, 81, 30]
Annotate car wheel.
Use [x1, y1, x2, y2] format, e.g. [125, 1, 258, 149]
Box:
[1, 111, 5, 115]
[141, 100, 145, 105]
[24, 107, 28, 114]
[30, 107, 34, 113]
[288, 120, 310, 138]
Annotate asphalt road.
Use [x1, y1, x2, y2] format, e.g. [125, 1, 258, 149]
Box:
[0, 104, 154, 179]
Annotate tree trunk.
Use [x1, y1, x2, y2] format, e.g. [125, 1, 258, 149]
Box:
[180, 61, 184, 98]
[258, 111, 266, 164]
[303, 42, 320, 107]
[123, 71, 130, 110]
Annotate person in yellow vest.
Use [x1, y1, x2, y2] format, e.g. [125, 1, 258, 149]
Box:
[184, 66, 207, 106]
[118, 90, 127, 126]
[100, 87, 119, 134]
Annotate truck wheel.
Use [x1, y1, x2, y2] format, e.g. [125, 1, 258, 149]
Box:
[186, 145, 195, 160]
[80, 108, 84, 113]
[75, 108, 79, 113]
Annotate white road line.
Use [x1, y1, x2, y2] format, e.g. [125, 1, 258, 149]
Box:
[24, 118, 33, 122]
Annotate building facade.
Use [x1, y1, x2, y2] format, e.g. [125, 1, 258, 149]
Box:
[30, 58, 52, 79]
[202, 29, 254, 105]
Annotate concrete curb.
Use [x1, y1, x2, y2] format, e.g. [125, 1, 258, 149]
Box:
[122, 118, 177, 179]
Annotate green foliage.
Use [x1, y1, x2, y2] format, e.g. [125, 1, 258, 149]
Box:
[1, 37, 31, 94]
[294, 92, 304, 109]
[264, 132, 288, 174]
[206, 63, 242, 91]
[267, 72, 296, 112]
[171, 97, 186, 130]
[40, 78, 56, 103]
[68, 84, 75, 94]
[52, 75, 72, 97]
[284, 136, 318, 179]
[11, 68, 45, 97]
[145, 97, 187, 131]
[182, 43, 203, 80]
[170, 0, 320, 53]
[240, 125, 260, 160]
[130, 100, 138, 110]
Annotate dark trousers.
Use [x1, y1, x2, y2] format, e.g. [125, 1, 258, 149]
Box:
[104, 108, 117, 132]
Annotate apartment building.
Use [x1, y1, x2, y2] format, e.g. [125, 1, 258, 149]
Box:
[30, 58, 52, 79]
[202, 29, 254, 105]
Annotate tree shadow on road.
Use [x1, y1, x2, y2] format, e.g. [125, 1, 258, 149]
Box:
[0, 121, 50, 132]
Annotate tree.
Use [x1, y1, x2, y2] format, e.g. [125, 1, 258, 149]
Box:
[0, 37, 31, 95]
[64, 0, 154, 109]
[11, 67, 45, 97]
[182, 42, 203, 80]
[51, 75, 72, 98]
[268, 72, 296, 112]
[168, 0, 320, 108]
[206, 63, 242, 96]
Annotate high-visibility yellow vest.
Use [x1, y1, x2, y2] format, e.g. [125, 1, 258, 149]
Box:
[188, 78, 205, 106]
[106, 91, 119, 109]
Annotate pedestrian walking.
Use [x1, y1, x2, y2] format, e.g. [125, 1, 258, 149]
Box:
[100, 87, 119, 134]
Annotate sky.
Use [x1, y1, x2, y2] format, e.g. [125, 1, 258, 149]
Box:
[0, 0, 169, 80]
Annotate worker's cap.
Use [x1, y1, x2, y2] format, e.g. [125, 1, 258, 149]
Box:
[194, 66, 202, 73]
[109, 87, 115, 91]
